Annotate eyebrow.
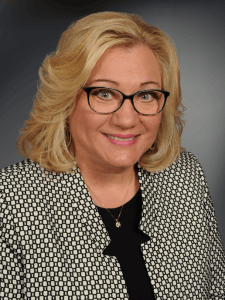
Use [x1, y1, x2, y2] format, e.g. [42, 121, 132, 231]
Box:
[140, 81, 160, 88]
[89, 79, 160, 88]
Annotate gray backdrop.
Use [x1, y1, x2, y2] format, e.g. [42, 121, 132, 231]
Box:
[1, 0, 225, 244]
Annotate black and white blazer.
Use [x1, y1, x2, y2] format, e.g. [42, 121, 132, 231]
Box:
[0, 151, 225, 299]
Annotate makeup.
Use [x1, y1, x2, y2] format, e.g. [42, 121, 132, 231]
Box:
[104, 134, 138, 146]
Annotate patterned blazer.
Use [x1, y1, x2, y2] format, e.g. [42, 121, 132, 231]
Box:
[0, 151, 225, 300]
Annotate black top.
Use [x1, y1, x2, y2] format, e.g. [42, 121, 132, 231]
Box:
[96, 188, 156, 300]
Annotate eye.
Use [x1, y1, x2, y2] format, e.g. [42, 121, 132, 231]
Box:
[99, 91, 112, 99]
[137, 90, 160, 102]
[138, 92, 154, 101]
[91, 88, 114, 100]
[142, 93, 151, 100]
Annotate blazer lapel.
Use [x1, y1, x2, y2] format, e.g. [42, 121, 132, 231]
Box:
[136, 163, 156, 238]
[64, 166, 111, 252]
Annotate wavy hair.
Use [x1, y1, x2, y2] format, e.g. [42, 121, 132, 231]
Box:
[16, 11, 186, 173]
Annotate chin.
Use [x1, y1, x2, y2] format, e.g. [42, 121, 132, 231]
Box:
[107, 157, 139, 169]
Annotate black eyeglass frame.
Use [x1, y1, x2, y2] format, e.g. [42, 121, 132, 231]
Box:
[82, 86, 170, 116]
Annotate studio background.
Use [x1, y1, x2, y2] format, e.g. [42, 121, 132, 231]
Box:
[1, 0, 225, 244]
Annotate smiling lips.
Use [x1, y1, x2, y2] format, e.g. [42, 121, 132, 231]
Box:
[106, 133, 137, 141]
[104, 133, 139, 145]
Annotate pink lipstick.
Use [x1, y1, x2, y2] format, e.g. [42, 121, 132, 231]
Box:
[103, 133, 138, 146]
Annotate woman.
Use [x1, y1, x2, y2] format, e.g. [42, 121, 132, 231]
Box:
[0, 11, 224, 299]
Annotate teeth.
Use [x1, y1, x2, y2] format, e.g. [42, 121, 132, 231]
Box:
[106, 134, 136, 141]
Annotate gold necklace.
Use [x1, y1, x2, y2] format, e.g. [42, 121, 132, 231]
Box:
[85, 173, 134, 228]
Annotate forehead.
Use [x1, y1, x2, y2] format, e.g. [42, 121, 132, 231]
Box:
[86, 44, 162, 88]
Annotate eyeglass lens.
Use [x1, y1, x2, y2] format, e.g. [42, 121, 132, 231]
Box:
[88, 88, 165, 115]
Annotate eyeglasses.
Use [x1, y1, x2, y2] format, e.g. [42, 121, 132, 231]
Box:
[82, 87, 170, 115]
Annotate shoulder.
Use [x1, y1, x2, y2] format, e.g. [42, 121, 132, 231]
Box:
[0, 159, 67, 185]
[170, 150, 206, 179]
[138, 150, 211, 201]
[0, 160, 38, 211]
[0, 159, 43, 195]
[139, 150, 206, 180]
[0, 159, 60, 209]
[0, 159, 72, 231]
[0, 159, 40, 177]
[0, 159, 78, 207]
[168, 150, 208, 186]
[0, 159, 34, 190]
[167, 150, 204, 174]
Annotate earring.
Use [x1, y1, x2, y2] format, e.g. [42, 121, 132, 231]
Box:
[66, 126, 72, 147]
[67, 132, 72, 147]
[150, 142, 156, 150]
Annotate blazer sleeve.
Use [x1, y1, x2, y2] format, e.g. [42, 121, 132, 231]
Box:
[0, 197, 24, 299]
[198, 164, 225, 298]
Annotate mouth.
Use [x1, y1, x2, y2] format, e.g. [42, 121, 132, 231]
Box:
[104, 133, 139, 141]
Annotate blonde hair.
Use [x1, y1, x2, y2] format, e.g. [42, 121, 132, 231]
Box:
[16, 11, 186, 173]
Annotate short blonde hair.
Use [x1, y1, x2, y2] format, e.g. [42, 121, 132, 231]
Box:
[16, 11, 186, 173]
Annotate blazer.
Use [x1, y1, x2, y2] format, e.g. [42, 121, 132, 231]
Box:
[0, 150, 225, 300]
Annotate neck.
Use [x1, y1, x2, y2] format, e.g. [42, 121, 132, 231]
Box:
[77, 157, 138, 188]
[76, 158, 139, 208]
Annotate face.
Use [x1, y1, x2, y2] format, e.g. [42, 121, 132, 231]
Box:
[68, 44, 162, 172]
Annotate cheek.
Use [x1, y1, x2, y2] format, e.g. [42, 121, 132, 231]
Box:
[68, 102, 105, 143]
[145, 114, 161, 136]
[68, 95, 90, 136]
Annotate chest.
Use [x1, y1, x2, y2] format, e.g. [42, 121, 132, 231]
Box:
[18, 184, 211, 299]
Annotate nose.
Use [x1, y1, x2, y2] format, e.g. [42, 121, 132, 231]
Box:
[111, 98, 139, 128]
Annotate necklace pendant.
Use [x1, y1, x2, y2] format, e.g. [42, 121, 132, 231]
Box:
[116, 221, 121, 228]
